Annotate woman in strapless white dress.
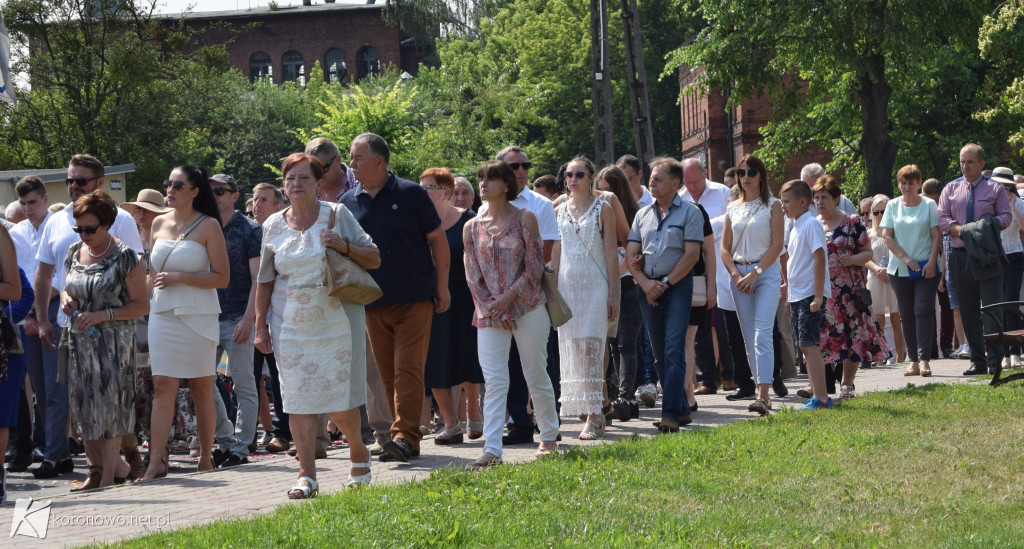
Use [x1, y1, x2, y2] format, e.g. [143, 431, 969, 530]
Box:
[140, 166, 229, 480]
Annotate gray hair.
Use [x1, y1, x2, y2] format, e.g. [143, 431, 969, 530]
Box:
[352, 133, 390, 166]
[252, 182, 285, 205]
[800, 163, 826, 182]
[495, 146, 526, 161]
[5, 201, 22, 220]
[304, 137, 340, 159]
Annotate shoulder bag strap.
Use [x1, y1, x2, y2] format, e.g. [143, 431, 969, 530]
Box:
[155, 215, 207, 274]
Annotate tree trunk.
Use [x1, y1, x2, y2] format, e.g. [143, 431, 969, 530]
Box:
[857, 54, 898, 199]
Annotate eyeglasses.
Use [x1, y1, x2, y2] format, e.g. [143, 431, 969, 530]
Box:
[735, 168, 758, 178]
[66, 176, 99, 187]
[72, 225, 100, 234]
[245, 211, 254, 218]
[508, 162, 532, 171]
[212, 188, 233, 196]
[860, 211, 870, 217]
[163, 180, 194, 191]
[323, 154, 338, 172]
[421, 184, 444, 191]
[873, 210, 885, 216]
[564, 171, 588, 180]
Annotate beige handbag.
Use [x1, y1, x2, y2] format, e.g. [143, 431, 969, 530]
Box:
[542, 267, 573, 327]
[691, 275, 707, 306]
[323, 204, 383, 305]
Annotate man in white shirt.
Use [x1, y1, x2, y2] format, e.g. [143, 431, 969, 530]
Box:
[29, 154, 143, 479]
[617, 154, 654, 208]
[678, 158, 740, 395]
[801, 163, 857, 214]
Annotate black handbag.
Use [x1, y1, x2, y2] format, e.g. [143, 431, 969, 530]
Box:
[853, 288, 873, 310]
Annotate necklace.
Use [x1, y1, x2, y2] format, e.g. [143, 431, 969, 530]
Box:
[569, 195, 595, 217]
[87, 237, 114, 258]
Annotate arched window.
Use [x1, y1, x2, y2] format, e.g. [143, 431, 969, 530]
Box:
[249, 52, 272, 82]
[282, 50, 305, 84]
[356, 46, 380, 81]
[324, 48, 348, 85]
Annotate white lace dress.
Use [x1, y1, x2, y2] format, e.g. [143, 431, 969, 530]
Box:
[556, 199, 609, 417]
[257, 204, 360, 414]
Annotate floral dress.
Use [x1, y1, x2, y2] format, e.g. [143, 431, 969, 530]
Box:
[819, 214, 889, 363]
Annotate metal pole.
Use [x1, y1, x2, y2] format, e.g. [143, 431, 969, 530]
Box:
[591, 0, 614, 166]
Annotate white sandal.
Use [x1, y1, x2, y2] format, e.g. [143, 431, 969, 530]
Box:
[288, 476, 319, 499]
[346, 461, 372, 488]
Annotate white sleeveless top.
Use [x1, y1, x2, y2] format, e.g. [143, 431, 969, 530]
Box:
[727, 197, 779, 265]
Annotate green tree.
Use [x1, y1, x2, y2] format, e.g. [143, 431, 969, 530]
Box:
[668, 0, 997, 197]
[977, 0, 1024, 157]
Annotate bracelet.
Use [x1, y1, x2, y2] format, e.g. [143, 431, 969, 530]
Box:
[107, 308, 115, 321]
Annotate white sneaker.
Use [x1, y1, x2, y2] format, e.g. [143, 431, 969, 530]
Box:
[1011, 355, 1021, 368]
[955, 345, 971, 359]
[637, 384, 657, 407]
[1003, 357, 1011, 369]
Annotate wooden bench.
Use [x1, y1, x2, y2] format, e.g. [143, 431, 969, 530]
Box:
[981, 301, 1024, 386]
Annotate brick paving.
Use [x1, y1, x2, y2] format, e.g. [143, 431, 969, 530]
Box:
[2, 358, 983, 547]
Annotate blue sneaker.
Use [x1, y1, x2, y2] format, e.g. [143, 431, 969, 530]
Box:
[799, 396, 834, 410]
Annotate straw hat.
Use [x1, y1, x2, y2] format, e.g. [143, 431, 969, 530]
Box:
[121, 188, 171, 214]
[991, 166, 1016, 188]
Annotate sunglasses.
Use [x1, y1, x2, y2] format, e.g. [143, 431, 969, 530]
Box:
[163, 180, 194, 191]
[72, 225, 100, 235]
[212, 188, 233, 196]
[873, 210, 885, 216]
[508, 162, 532, 171]
[245, 211, 254, 218]
[421, 184, 444, 191]
[564, 171, 588, 180]
[323, 154, 338, 172]
[66, 176, 99, 187]
[735, 168, 758, 178]
[860, 211, 870, 217]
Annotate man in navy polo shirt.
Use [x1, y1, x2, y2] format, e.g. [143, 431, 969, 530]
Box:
[340, 133, 450, 462]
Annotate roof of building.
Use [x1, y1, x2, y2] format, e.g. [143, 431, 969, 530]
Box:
[0, 164, 135, 184]
[158, 3, 381, 22]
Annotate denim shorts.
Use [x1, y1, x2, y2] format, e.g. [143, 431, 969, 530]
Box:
[789, 296, 823, 347]
[946, 275, 959, 309]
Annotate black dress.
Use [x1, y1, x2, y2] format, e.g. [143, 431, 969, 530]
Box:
[424, 210, 484, 389]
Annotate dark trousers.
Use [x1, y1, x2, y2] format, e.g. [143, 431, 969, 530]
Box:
[934, 284, 954, 356]
[636, 326, 658, 385]
[611, 277, 643, 401]
[507, 328, 560, 431]
[724, 309, 755, 391]
[1003, 252, 1024, 356]
[694, 307, 734, 390]
[950, 248, 1004, 369]
[890, 274, 941, 362]
[255, 348, 289, 441]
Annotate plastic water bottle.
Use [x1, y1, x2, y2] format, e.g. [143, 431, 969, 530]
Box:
[880, 254, 888, 269]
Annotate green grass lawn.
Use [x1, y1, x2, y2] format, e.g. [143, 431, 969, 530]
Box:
[108, 381, 1024, 548]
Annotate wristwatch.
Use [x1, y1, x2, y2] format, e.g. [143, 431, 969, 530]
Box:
[754, 265, 763, 275]
[661, 276, 673, 287]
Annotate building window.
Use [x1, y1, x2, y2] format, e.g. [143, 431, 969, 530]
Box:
[324, 48, 348, 85]
[282, 50, 305, 84]
[250, 52, 272, 82]
[356, 46, 380, 81]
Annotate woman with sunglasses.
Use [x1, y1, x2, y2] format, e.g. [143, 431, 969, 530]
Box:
[58, 191, 149, 489]
[551, 156, 619, 439]
[878, 166, 941, 376]
[721, 155, 783, 416]
[865, 195, 906, 365]
[140, 167, 229, 480]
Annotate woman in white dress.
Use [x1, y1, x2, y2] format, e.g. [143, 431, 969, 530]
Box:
[552, 157, 619, 439]
[865, 194, 906, 364]
[255, 153, 380, 499]
[142, 166, 229, 480]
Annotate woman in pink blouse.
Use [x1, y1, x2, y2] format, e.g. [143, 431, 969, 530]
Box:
[463, 160, 559, 469]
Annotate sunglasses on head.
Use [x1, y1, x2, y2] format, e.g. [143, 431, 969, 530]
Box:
[212, 188, 233, 196]
[66, 176, 99, 187]
[163, 180, 194, 191]
[508, 162, 532, 171]
[323, 154, 338, 172]
[564, 171, 588, 180]
[735, 168, 758, 178]
[72, 225, 100, 235]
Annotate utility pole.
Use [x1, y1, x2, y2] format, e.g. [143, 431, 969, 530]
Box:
[619, 0, 655, 167]
[590, 0, 613, 166]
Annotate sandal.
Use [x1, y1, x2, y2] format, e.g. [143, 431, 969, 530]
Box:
[434, 423, 464, 445]
[346, 461, 372, 488]
[920, 362, 932, 377]
[536, 442, 558, 457]
[747, 398, 772, 416]
[466, 421, 483, 440]
[137, 452, 168, 482]
[904, 362, 920, 376]
[470, 452, 502, 471]
[578, 414, 606, 441]
[288, 476, 319, 499]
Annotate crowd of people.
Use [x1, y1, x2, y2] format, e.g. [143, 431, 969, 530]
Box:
[1, 136, 1020, 502]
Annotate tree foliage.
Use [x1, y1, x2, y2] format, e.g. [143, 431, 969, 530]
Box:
[977, 0, 1024, 156]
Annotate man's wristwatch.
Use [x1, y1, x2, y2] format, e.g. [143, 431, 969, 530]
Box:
[661, 276, 673, 287]
[754, 265, 763, 275]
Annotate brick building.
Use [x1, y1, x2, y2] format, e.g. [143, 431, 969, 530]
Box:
[678, 65, 832, 186]
[163, 3, 432, 85]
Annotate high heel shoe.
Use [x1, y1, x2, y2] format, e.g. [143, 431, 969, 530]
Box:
[288, 476, 319, 499]
[466, 421, 483, 440]
[137, 453, 168, 482]
[904, 362, 920, 376]
[346, 461, 372, 488]
[920, 362, 932, 377]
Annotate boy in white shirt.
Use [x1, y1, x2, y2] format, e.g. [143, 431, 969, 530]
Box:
[779, 180, 834, 410]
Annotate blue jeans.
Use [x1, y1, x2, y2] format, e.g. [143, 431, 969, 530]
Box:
[25, 300, 70, 462]
[731, 263, 781, 385]
[213, 315, 258, 455]
[637, 277, 693, 420]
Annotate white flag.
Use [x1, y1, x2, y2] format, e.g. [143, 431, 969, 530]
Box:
[1, 11, 17, 106]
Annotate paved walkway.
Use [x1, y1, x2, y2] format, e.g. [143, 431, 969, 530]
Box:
[2, 358, 982, 547]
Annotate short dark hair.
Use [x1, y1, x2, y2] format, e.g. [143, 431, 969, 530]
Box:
[922, 178, 943, 196]
[353, 133, 390, 166]
[897, 164, 922, 183]
[616, 154, 642, 173]
[779, 179, 812, 203]
[69, 154, 104, 178]
[15, 176, 46, 199]
[305, 137, 340, 159]
[476, 160, 519, 201]
[649, 156, 683, 183]
[282, 153, 324, 181]
[72, 190, 118, 228]
[724, 167, 737, 180]
[532, 174, 558, 194]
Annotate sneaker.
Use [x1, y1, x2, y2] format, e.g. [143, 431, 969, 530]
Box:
[799, 396, 834, 410]
[212, 448, 230, 468]
[369, 441, 384, 456]
[796, 385, 812, 399]
[839, 385, 856, 401]
[1002, 356, 1011, 369]
[610, 399, 631, 422]
[265, 437, 290, 453]
[1013, 355, 1022, 368]
[221, 453, 249, 468]
[954, 344, 971, 359]
[637, 384, 657, 407]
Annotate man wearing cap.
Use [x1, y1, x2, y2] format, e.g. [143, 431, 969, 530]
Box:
[31, 154, 144, 479]
[206, 173, 262, 467]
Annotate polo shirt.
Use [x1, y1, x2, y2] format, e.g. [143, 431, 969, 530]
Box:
[786, 210, 832, 302]
[10, 211, 51, 282]
[637, 186, 654, 208]
[627, 195, 705, 279]
[339, 172, 442, 308]
[36, 202, 143, 326]
[217, 210, 262, 319]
